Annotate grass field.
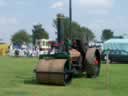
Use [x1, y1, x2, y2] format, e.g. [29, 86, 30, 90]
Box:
[0, 56, 128, 96]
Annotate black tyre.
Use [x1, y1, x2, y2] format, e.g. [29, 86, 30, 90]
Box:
[86, 48, 101, 78]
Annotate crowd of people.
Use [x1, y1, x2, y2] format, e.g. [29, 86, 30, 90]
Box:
[9, 48, 40, 57]
[8, 44, 41, 57]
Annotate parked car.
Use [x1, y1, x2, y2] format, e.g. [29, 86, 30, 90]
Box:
[101, 50, 128, 63]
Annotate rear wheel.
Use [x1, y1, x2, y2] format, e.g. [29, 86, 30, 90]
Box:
[86, 48, 101, 78]
[86, 64, 100, 78]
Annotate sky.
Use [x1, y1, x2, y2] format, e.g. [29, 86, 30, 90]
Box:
[0, 0, 128, 42]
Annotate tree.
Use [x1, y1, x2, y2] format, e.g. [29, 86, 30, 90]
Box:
[32, 24, 49, 45]
[11, 30, 31, 45]
[101, 29, 114, 41]
[53, 16, 95, 43]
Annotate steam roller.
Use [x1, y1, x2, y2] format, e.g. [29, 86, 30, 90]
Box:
[34, 14, 101, 85]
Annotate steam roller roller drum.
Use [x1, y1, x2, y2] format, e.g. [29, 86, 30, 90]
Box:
[35, 59, 72, 85]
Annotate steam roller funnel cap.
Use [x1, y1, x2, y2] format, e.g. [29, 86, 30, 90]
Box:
[57, 14, 64, 19]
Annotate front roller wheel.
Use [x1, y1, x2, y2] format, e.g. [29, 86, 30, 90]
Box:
[35, 59, 72, 86]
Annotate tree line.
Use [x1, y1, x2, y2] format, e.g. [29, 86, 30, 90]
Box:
[11, 15, 123, 45]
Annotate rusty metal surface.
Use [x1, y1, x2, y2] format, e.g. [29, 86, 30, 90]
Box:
[85, 48, 101, 75]
[70, 49, 80, 60]
[36, 73, 65, 85]
[86, 48, 97, 65]
[36, 59, 66, 72]
[35, 59, 71, 85]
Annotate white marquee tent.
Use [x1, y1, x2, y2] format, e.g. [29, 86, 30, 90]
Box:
[103, 39, 128, 51]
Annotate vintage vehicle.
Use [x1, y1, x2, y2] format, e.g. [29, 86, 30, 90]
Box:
[34, 14, 101, 85]
[101, 49, 128, 63]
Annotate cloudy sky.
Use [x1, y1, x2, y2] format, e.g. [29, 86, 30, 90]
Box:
[0, 0, 128, 42]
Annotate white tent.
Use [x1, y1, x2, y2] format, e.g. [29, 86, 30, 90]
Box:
[103, 39, 128, 51]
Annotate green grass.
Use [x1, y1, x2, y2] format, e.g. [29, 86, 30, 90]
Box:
[0, 56, 128, 96]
